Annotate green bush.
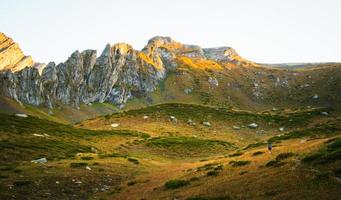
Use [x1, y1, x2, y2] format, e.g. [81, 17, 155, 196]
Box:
[302, 138, 341, 164]
[207, 171, 219, 176]
[229, 160, 250, 167]
[229, 152, 243, 157]
[275, 152, 295, 161]
[127, 158, 139, 164]
[265, 160, 285, 168]
[81, 156, 94, 160]
[70, 162, 88, 168]
[252, 151, 264, 156]
[165, 179, 190, 189]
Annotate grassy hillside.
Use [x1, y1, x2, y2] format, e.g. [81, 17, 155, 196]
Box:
[0, 101, 340, 199]
[125, 61, 341, 112]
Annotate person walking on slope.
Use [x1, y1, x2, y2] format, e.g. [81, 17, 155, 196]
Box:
[267, 142, 272, 153]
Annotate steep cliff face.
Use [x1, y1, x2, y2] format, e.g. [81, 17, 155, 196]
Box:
[0, 33, 35, 72]
[0, 34, 187, 109]
[2, 33, 339, 112]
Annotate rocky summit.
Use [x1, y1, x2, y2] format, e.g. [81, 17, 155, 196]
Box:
[0, 34, 255, 109]
[0, 32, 43, 72]
[0, 32, 340, 115]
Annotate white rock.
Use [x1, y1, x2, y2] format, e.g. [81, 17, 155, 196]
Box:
[208, 77, 219, 87]
[184, 88, 193, 94]
[86, 166, 92, 170]
[15, 114, 28, 118]
[279, 127, 284, 132]
[111, 123, 120, 128]
[170, 116, 177, 122]
[321, 112, 329, 116]
[203, 121, 211, 127]
[232, 126, 241, 130]
[312, 94, 319, 99]
[33, 134, 45, 137]
[248, 123, 258, 128]
[187, 119, 195, 125]
[31, 157, 47, 164]
[143, 115, 149, 119]
[56, 181, 60, 184]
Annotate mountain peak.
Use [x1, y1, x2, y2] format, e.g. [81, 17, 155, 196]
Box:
[0, 32, 34, 72]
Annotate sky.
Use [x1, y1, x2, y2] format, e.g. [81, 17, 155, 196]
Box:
[1, 0, 341, 64]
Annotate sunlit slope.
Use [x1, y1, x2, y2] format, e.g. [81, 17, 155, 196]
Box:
[125, 61, 341, 111]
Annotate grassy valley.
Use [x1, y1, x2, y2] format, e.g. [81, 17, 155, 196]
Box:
[0, 101, 340, 199]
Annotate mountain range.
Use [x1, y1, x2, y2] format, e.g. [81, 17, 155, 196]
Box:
[0, 32, 340, 122]
[0, 32, 340, 200]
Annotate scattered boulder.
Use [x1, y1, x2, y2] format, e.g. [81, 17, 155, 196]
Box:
[143, 115, 149, 119]
[15, 113, 28, 118]
[33, 133, 50, 137]
[279, 127, 284, 132]
[321, 112, 329, 116]
[170, 116, 177, 123]
[208, 77, 219, 87]
[232, 126, 241, 130]
[248, 123, 258, 128]
[86, 166, 92, 171]
[31, 157, 47, 164]
[111, 123, 120, 128]
[203, 121, 211, 127]
[312, 94, 319, 99]
[91, 147, 98, 153]
[184, 88, 193, 94]
[33, 134, 44, 137]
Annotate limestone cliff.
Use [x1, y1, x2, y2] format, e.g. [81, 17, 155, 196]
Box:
[0, 33, 35, 72]
[0, 33, 278, 111]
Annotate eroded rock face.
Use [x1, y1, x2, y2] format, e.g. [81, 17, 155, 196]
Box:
[0, 34, 257, 109]
[0, 33, 34, 72]
[0, 36, 175, 108]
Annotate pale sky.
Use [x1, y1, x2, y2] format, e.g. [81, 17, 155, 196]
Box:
[1, 0, 341, 64]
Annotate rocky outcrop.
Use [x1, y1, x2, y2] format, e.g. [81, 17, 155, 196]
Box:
[0, 35, 180, 109]
[0, 33, 34, 72]
[0, 34, 256, 109]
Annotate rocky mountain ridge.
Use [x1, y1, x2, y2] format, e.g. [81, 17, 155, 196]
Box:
[0, 33, 45, 72]
[0, 33, 251, 110]
[1, 32, 340, 115]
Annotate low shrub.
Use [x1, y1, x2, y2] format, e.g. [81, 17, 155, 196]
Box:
[229, 160, 250, 167]
[81, 156, 94, 160]
[252, 151, 264, 156]
[207, 171, 219, 176]
[276, 152, 295, 161]
[165, 179, 190, 189]
[265, 160, 285, 168]
[127, 158, 139, 164]
[70, 162, 87, 168]
[229, 152, 243, 157]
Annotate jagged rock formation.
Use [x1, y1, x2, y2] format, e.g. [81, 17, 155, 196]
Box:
[1, 35, 196, 109]
[0, 33, 35, 72]
[2, 32, 339, 112]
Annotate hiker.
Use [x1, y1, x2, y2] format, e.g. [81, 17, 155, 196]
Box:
[268, 142, 272, 153]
